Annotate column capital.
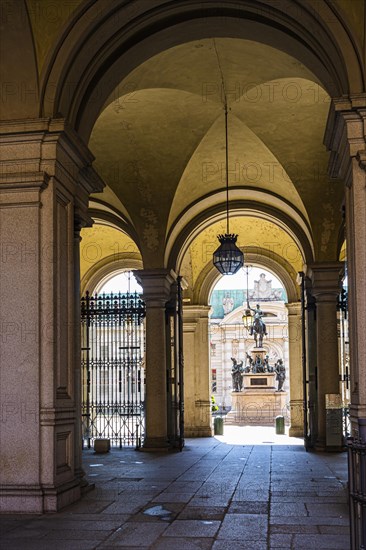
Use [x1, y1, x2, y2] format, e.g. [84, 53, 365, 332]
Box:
[307, 262, 343, 300]
[182, 305, 211, 331]
[135, 269, 176, 306]
[183, 304, 211, 319]
[74, 207, 93, 234]
[285, 301, 301, 316]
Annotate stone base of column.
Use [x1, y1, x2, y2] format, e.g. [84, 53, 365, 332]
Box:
[350, 404, 366, 438]
[314, 438, 345, 453]
[141, 437, 171, 452]
[75, 467, 95, 495]
[185, 426, 213, 437]
[0, 479, 81, 513]
[289, 400, 304, 437]
[289, 427, 304, 437]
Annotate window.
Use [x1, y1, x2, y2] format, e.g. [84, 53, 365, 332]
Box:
[210, 342, 216, 357]
[212, 369, 217, 393]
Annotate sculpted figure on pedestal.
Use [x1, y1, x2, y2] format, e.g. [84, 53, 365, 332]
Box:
[231, 357, 244, 392]
[275, 359, 286, 391]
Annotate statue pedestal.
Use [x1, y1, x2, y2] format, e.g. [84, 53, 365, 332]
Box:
[226, 374, 288, 426]
[243, 373, 276, 389]
[250, 348, 266, 360]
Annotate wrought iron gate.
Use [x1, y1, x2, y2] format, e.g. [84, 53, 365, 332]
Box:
[166, 276, 185, 450]
[81, 291, 146, 448]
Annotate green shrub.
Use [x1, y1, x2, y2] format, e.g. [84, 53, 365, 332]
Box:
[211, 395, 219, 412]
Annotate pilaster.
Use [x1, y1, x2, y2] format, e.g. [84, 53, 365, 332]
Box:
[325, 99, 366, 436]
[286, 302, 303, 437]
[308, 262, 343, 450]
[304, 276, 317, 447]
[182, 305, 212, 437]
[0, 119, 104, 512]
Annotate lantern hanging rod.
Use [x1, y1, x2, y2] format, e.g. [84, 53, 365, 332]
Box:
[214, 39, 230, 235]
[246, 264, 250, 307]
[224, 102, 229, 234]
[212, 40, 243, 276]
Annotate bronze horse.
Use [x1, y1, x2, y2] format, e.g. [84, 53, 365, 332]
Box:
[249, 304, 267, 347]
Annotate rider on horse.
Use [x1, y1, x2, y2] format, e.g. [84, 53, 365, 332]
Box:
[249, 303, 268, 336]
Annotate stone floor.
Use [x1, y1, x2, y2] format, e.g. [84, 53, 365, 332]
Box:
[0, 427, 350, 549]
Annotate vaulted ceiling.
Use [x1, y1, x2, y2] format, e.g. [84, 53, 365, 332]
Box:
[89, 38, 344, 266]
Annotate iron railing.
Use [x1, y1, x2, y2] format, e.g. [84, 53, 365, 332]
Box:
[81, 291, 146, 448]
[348, 437, 366, 549]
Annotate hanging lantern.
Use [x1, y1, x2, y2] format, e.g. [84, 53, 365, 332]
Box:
[242, 308, 252, 331]
[213, 234, 244, 275]
[212, 99, 244, 275]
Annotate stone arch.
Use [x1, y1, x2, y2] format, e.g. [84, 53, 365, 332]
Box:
[81, 252, 143, 295]
[194, 248, 299, 305]
[167, 199, 313, 275]
[40, 0, 364, 140]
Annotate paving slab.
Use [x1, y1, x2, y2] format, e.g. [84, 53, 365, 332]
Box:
[152, 537, 213, 549]
[178, 506, 226, 520]
[270, 534, 293, 547]
[162, 519, 221, 538]
[99, 522, 168, 547]
[306, 502, 349, 517]
[217, 513, 268, 540]
[270, 523, 319, 534]
[293, 533, 350, 548]
[270, 515, 349, 526]
[212, 540, 268, 549]
[228, 501, 269, 514]
[153, 492, 195, 503]
[318, 524, 350, 535]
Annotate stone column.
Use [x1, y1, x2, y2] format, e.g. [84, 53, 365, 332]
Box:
[0, 119, 104, 512]
[73, 212, 92, 486]
[309, 263, 342, 450]
[305, 277, 318, 447]
[325, 99, 366, 436]
[286, 302, 303, 437]
[182, 306, 212, 437]
[135, 269, 175, 450]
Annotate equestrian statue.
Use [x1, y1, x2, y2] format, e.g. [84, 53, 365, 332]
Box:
[247, 303, 267, 348]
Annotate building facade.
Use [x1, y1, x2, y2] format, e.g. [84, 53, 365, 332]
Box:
[210, 299, 290, 414]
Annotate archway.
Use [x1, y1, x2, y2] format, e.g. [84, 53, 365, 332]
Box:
[178, 213, 304, 438]
[80, 222, 143, 294]
[209, 266, 290, 423]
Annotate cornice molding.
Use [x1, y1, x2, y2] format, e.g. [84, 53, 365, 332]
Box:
[0, 171, 49, 190]
[325, 98, 366, 184]
[0, 118, 105, 196]
[307, 261, 344, 298]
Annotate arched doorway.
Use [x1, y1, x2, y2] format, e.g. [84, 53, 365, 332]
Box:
[81, 268, 146, 448]
[177, 212, 304, 440]
[209, 266, 290, 426]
